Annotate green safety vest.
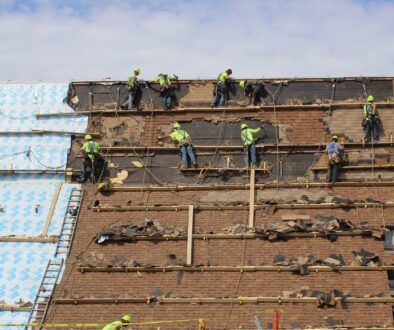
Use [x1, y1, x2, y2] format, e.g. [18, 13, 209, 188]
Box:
[217, 72, 228, 84]
[81, 141, 100, 160]
[127, 75, 138, 87]
[169, 129, 190, 144]
[363, 103, 375, 118]
[241, 127, 261, 146]
[102, 320, 123, 330]
[156, 74, 173, 86]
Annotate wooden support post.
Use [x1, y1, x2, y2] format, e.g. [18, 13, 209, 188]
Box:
[41, 182, 62, 237]
[248, 169, 256, 228]
[187, 205, 194, 265]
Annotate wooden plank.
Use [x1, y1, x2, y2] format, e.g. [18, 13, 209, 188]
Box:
[186, 205, 194, 265]
[248, 169, 256, 227]
[281, 214, 311, 221]
[0, 235, 57, 243]
[0, 303, 32, 312]
[41, 182, 62, 236]
[312, 164, 394, 171]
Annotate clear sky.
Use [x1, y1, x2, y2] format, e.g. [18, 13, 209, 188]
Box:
[0, 0, 393, 80]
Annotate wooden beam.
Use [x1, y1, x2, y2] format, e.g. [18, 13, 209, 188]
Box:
[94, 230, 372, 242]
[312, 164, 394, 171]
[107, 181, 394, 192]
[41, 182, 62, 237]
[77, 265, 394, 273]
[180, 167, 269, 173]
[0, 235, 57, 243]
[248, 169, 256, 227]
[35, 102, 394, 118]
[91, 201, 394, 212]
[53, 296, 394, 305]
[0, 131, 99, 137]
[186, 205, 194, 266]
[0, 303, 32, 312]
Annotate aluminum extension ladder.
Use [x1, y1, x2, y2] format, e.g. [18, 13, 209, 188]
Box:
[25, 259, 64, 330]
[54, 187, 84, 257]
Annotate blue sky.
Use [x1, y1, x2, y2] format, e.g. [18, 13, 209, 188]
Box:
[0, 0, 393, 80]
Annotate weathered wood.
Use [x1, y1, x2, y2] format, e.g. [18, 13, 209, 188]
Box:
[53, 296, 394, 305]
[0, 235, 57, 243]
[312, 164, 394, 171]
[281, 214, 311, 221]
[41, 182, 62, 236]
[248, 169, 256, 227]
[0, 303, 32, 312]
[77, 265, 394, 273]
[108, 181, 394, 192]
[186, 205, 194, 266]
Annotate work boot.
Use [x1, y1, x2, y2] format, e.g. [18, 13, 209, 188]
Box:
[192, 162, 198, 168]
[77, 177, 85, 183]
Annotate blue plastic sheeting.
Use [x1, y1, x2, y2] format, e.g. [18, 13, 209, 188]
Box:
[0, 311, 29, 330]
[0, 82, 87, 170]
[0, 182, 77, 236]
[0, 243, 56, 303]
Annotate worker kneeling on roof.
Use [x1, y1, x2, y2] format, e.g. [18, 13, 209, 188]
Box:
[362, 95, 380, 142]
[241, 123, 264, 168]
[155, 73, 179, 110]
[102, 314, 132, 330]
[326, 135, 344, 184]
[169, 122, 197, 169]
[239, 80, 266, 106]
[78, 134, 105, 183]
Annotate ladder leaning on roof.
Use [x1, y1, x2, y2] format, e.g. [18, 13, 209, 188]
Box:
[25, 259, 64, 330]
[54, 187, 84, 257]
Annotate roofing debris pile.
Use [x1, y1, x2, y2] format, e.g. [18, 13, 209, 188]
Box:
[96, 219, 187, 244]
[223, 216, 383, 241]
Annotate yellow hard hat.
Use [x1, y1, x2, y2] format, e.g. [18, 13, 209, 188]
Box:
[122, 315, 132, 323]
[85, 134, 92, 140]
[239, 80, 246, 89]
[332, 135, 339, 141]
[173, 122, 181, 129]
[367, 95, 374, 102]
[241, 123, 248, 130]
[134, 67, 141, 75]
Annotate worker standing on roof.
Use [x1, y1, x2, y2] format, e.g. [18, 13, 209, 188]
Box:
[78, 134, 104, 183]
[241, 123, 263, 168]
[239, 80, 266, 106]
[362, 95, 380, 142]
[156, 73, 179, 110]
[169, 122, 197, 169]
[326, 135, 344, 183]
[211, 69, 232, 108]
[121, 67, 142, 110]
[102, 314, 132, 330]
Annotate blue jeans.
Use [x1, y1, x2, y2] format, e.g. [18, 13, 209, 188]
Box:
[211, 86, 227, 107]
[181, 144, 196, 167]
[244, 144, 257, 167]
[364, 120, 379, 141]
[162, 89, 172, 109]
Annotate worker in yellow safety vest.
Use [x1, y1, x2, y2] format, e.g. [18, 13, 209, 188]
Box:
[78, 134, 105, 183]
[102, 314, 132, 330]
[121, 67, 142, 110]
[240, 123, 263, 168]
[169, 122, 197, 168]
[211, 69, 232, 107]
[155, 73, 179, 110]
[362, 95, 380, 142]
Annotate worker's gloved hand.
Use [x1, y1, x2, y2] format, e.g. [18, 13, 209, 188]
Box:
[260, 125, 265, 129]
[173, 74, 179, 80]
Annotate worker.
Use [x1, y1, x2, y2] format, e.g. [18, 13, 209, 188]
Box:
[78, 134, 104, 183]
[155, 73, 179, 110]
[362, 95, 380, 142]
[169, 122, 197, 168]
[121, 67, 142, 110]
[326, 135, 344, 183]
[102, 314, 132, 330]
[211, 69, 232, 108]
[239, 80, 266, 106]
[240, 123, 263, 168]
